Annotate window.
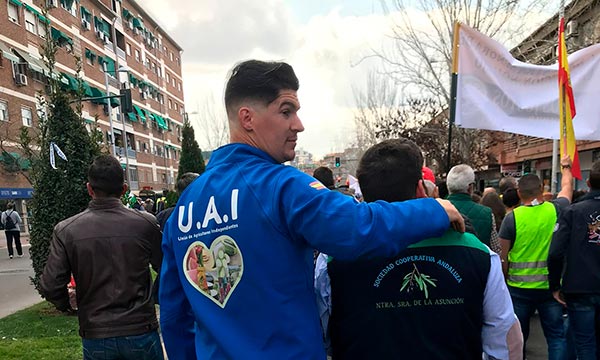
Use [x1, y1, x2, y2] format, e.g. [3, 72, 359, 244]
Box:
[31, 71, 45, 82]
[169, 52, 173, 61]
[134, 49, 140, 62]
[25, 10, 37, 34]
[172, 78, 175, 87]
[126, 43, 131, 56]
[38, 23, 47, 38]
[166, 73, 170, 83]
[80, 6, 92, 29]
[168, 99, 172, 109]
[174, 103, 178, 112]
[0, 101, 8, 121]
[8, 2, 19, 23]
[21, 107, 33, 127]
[60, 0, 77, 16]
[177, 82, 181, 91]
[176, 57, 180, 66]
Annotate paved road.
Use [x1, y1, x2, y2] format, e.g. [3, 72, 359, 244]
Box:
[527, 312, 548, 360]
[0, 233, 42, 319]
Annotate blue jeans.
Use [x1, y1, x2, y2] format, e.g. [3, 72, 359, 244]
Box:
[82, 330, 164, 360]
[565, 294, 600, 360]
[509, 286, 567, 360]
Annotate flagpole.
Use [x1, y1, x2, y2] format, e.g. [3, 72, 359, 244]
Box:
[446, 21, 460, 173]
[551, 0, 565, 192]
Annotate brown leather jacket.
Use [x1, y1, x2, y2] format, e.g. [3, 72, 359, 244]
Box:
[41, 197, 163, 339]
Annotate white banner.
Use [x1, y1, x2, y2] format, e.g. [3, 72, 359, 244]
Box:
[455, 23, 600, 140]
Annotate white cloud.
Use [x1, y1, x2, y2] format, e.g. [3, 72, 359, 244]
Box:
[142, 1, 558, 160]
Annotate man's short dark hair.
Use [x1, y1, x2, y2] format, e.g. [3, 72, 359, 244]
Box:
[589, 160, 600, 190]
[176, 172, 199, 194]
[518, 174, 542, 199]
[357, 138, 423, 203]
[502, 188, 520, 208]
[313, 166, 335, 189]
[499, 176, 517, 194]
[88, 155, 124, 197]
[224, 60, 299, 117]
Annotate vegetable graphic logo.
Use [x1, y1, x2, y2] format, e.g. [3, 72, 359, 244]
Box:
[400, 263, 437, 299]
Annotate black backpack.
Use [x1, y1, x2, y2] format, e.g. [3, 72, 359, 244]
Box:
[4, 211, 16, 230]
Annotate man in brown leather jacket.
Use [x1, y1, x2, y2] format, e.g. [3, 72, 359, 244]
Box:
[41, 155, 164, 360]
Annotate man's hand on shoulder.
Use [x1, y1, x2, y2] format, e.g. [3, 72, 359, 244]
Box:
[435, 198, 465, 233]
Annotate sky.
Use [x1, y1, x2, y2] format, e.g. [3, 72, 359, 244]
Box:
[141, 0, 392, 160]
[142, 0, 556, 160]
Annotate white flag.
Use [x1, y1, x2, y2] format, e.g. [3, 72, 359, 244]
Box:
[455, 23, 600, 140]
[49, 142, 68, 169]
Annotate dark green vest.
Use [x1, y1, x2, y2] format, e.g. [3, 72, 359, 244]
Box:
[448, 193, 493, 247]
[328, 231, 490, 360]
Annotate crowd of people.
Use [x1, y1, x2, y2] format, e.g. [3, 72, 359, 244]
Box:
[26, 59, 600, 359]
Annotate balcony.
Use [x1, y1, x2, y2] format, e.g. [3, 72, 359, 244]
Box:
[116, 147, 137, 159]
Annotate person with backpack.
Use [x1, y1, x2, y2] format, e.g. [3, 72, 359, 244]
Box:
[1, 201, 23, 259]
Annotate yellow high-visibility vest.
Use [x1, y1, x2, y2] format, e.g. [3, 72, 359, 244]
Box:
[507, 201, 557, 289]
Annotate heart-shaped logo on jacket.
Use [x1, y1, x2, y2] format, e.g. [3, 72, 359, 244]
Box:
[183, 235, 243, 308]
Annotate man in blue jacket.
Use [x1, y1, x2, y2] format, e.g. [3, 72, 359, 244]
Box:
[159, 59, 465, 359]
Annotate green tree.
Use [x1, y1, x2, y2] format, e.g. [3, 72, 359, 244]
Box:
[177, 118, 205, 179]
[27, 10, 101, 293]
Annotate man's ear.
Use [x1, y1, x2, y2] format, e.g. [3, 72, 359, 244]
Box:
[238, 107, 254, 131]
[121, 183, 128, 197]
[416, 179, 427, 198]
[86, 182, 94, 198]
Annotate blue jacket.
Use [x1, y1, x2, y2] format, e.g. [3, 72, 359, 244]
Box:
[159, 143, 450, 359]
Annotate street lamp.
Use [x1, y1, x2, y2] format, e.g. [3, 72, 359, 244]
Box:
[103, 63, 129, 157]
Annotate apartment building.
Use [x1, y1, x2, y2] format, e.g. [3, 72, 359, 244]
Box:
[0, 0, 186, 206]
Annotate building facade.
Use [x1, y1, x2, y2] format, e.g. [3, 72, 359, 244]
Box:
[0, 0, 185, 213]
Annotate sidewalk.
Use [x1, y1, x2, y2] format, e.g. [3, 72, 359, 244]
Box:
[0, 231, 30, 250]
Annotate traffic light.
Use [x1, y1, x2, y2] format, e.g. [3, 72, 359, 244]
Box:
[120, 88, 133, 114]
[334, 157, 341, 167]
[523, 160, 532, 174]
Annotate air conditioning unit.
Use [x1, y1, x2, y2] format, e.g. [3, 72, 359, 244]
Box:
[47, 0, 58, 8]
[15, 73, 28, 86]
[566, 20, 578, 36]
[82, 19, 90, 30]
[96, 30, 104, 39]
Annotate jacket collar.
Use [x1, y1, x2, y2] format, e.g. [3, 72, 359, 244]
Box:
[88, 197, 124, 210]
[576, 189, 600, 203]
[207, 143, 279, 170]
[447, 193, 473, 202]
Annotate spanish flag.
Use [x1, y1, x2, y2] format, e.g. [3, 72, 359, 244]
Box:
[558, 17, 582, 180]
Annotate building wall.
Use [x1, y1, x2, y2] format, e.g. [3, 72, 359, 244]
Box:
[0, 0, 186, 197]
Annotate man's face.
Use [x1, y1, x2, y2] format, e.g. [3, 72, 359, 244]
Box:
[251, 90, 304, 163]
